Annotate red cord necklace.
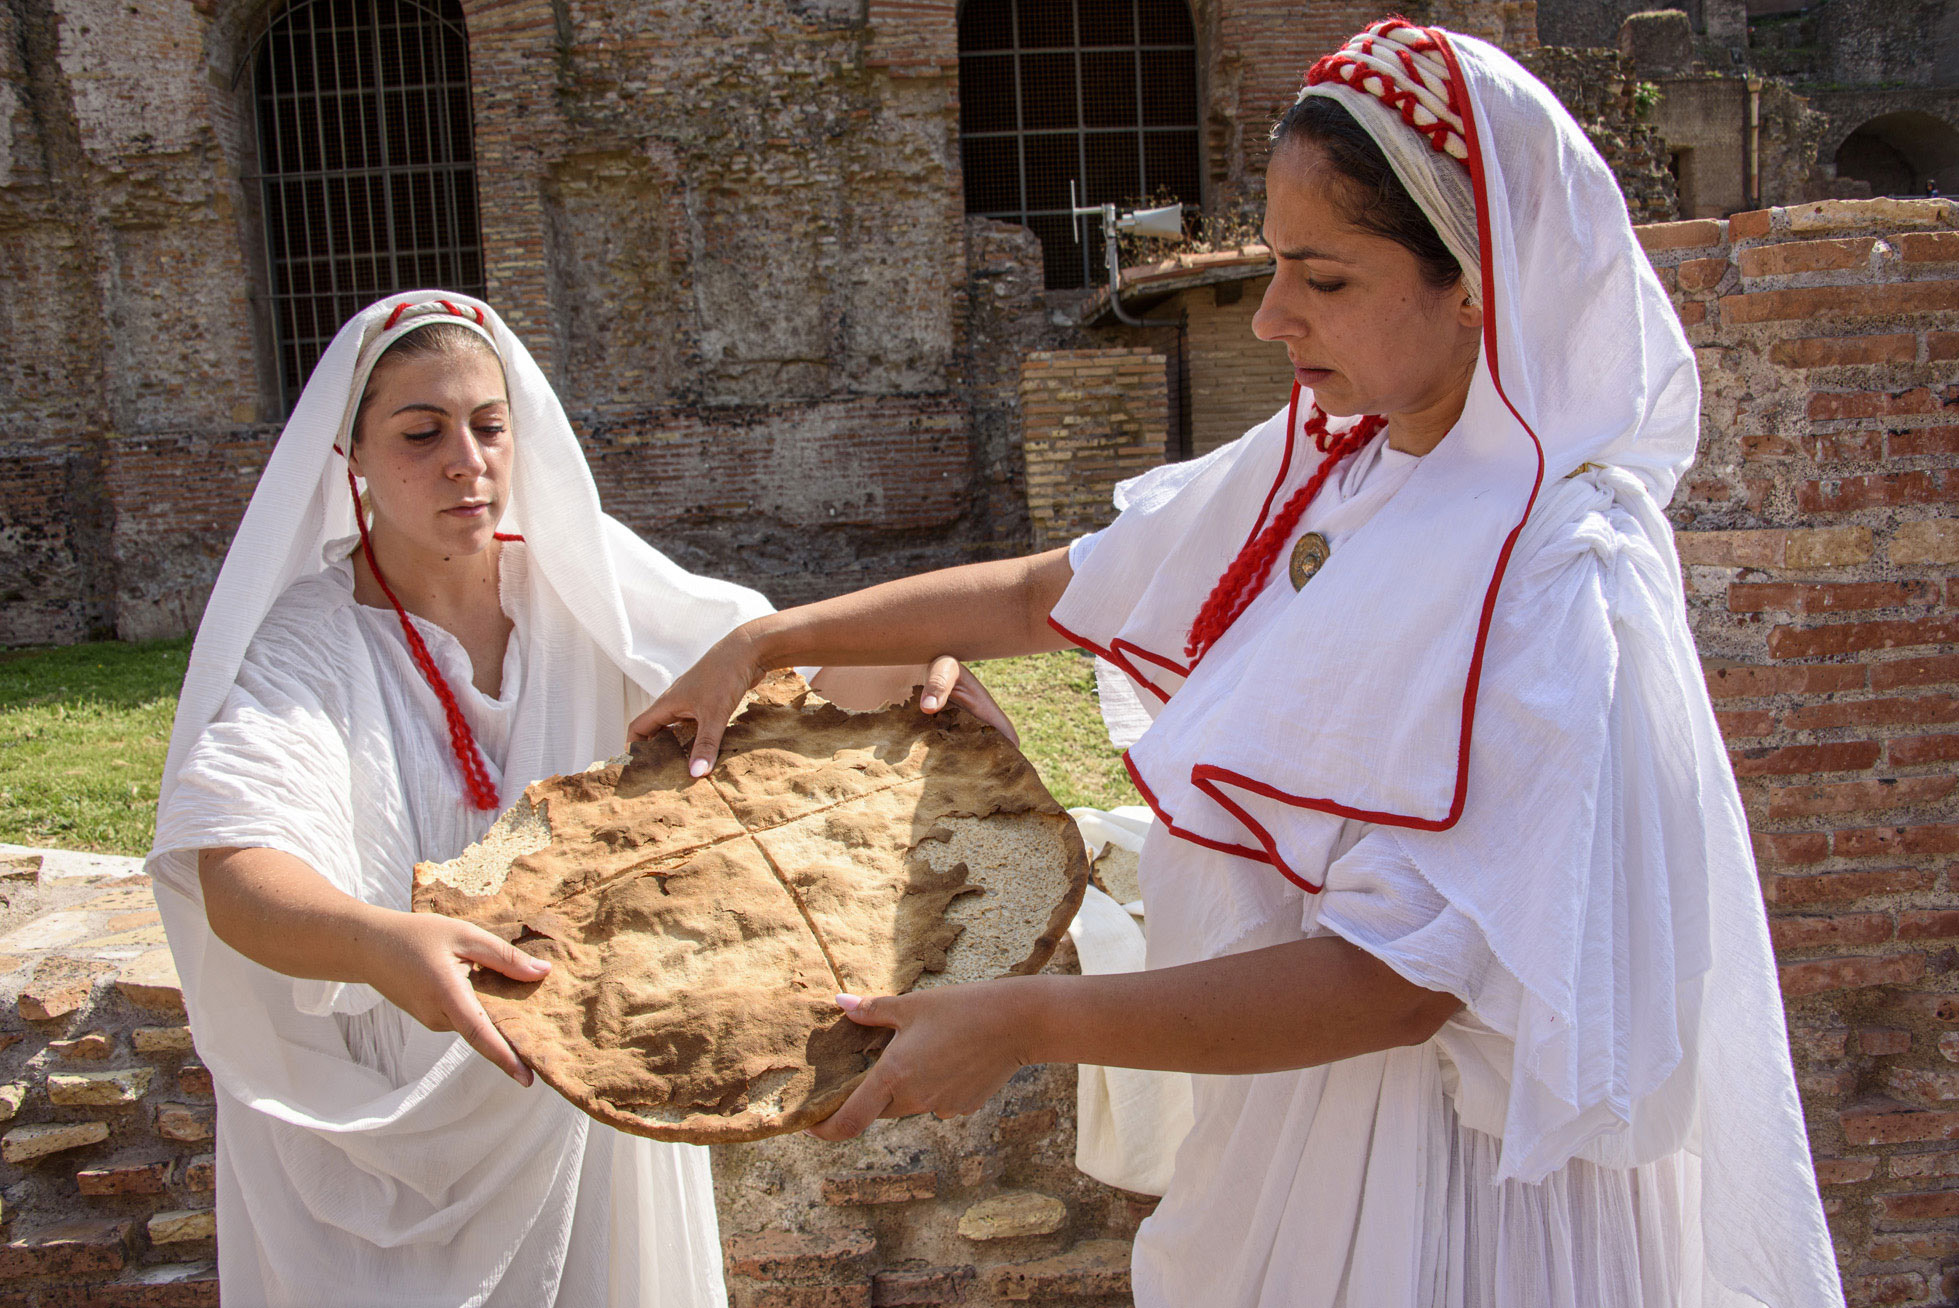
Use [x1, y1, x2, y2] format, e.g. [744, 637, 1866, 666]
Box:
[345, 464, 507, 811]
[1183, 397, 1388, 664]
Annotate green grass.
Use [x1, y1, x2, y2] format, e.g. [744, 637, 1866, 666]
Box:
[0, 640, 1135, 857]
[0, 638, 192, 855]
[975, 650, 1140, 812]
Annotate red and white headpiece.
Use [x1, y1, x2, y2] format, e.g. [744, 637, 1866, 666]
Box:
[1302, 18, 1468, 164]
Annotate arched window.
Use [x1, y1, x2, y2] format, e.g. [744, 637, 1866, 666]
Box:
[959, 0, 1201, 289]
[249, 0, 485, 410]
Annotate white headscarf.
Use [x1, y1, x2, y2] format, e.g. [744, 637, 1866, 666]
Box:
[153, 290, 767, 868]
[144, 291, 763, 1305]
[1051, 24, 1841, 1308]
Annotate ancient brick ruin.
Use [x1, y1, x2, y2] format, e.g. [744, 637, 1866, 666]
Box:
[2, 0, 1957, 1302]
[0, 197, 1950, 1306]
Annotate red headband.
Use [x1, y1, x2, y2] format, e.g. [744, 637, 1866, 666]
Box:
[383, 298, 486, 331]
[1304, 18, 1469, 166]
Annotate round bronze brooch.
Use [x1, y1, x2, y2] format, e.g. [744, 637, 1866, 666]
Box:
[1289, 531, 1331, 590]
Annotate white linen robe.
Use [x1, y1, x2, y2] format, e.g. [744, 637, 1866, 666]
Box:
[152, 539, 735, 1308]
[1071, 435, 1745, 1308]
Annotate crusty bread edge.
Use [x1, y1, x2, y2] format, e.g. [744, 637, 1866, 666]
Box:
[456, 690, 1093, 1144]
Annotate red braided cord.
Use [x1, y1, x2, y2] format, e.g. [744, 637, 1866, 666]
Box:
[345, 465, 502, 811]
[1304, 20, 1466, 165]
[1182, 403, 1389, 664]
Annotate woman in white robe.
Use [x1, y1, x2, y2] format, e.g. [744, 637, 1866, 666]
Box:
[634, 23, 1844, 1308]
[147, 293, 1000, 1307]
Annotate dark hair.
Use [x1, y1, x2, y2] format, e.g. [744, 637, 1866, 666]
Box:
[351, 321, 501, 442]
[1269, 96, 1461, 291]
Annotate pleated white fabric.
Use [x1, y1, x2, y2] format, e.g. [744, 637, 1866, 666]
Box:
[1065, 807, 1193, 1196]
[1069, 429, 1827, 1306]
[1050, 27, 1841, 1305]
[148, 292, 771, 1306]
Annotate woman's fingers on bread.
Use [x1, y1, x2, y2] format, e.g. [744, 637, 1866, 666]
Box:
[948, 668, 1018, 745]
[446, 988, 533, 1086]
[370, 914, 536, 1084]
[629, 628, 767, 771]
[458, 927, 551, 981]
[807, 1072, 893, 1141]
[835, 992, 899, 1028]
[914, 657, 1020, 746]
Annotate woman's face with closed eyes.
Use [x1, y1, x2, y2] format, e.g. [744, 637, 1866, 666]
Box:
[1251, 136, 1482, 452]
[348, 345, 512, 562]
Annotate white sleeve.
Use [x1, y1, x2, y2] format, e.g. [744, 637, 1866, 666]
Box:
[1315, 828, 1513, 1017]
[153, 620, 360, 901]
[1067, 529, 1104, 573]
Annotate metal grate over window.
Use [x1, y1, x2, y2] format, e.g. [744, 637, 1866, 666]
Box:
[959, 0, 1202, 290]
[248, 0, 485, 411]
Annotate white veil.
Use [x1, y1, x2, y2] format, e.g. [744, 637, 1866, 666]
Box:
[1052, 28, 1841, 1308]
[153, 290, 766, 852]
[145, 290, 762, 1306]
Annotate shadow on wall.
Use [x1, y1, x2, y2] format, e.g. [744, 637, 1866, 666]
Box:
[1835, 110, 1959, 198]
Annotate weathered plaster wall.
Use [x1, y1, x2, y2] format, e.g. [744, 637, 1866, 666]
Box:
[5, 0, 1548, 641]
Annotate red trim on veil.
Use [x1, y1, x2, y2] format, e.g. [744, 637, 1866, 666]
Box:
[1049, 28, 1551, 886]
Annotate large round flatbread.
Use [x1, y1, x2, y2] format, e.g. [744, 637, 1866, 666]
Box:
[411, 679, 1090, 1143]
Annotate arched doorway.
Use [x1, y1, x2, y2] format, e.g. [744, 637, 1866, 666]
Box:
[957, 0, 1202, 290]
[1834, 110, 1959, 198]
[247, 0, 486, 410]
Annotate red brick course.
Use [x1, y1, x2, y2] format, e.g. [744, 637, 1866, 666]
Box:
[1666, 198, 1959, 1305]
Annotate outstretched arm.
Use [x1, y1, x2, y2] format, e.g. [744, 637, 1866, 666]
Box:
[808, 936, 1463, 1140]
[198, 846, 549, 1084]
[631, 549, 1075, 771]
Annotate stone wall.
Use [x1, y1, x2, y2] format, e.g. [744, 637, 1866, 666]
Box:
[10, 0, 1553, 645]
[1018, 351, 1169, 554]
[2, 200, 1954, 1306]
[1178, 276, 1290, 457]
[0, 850, 216, 1303]
[1517, 44, 1679, 222]
[1642, 196, 1959, 1306]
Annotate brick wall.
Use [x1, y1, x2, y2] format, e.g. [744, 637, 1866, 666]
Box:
[1644, 196, 1959, 1306]
[1179, 275, 1291, 456]
[0, 853, 216, 1303]
[0, 851, 1152, 1308]
[1019, 351, 1170, 553]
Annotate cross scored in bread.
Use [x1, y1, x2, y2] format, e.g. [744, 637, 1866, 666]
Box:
[411, 678, 1090, 1143]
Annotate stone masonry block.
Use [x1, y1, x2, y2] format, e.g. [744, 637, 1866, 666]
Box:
[49, 1030, 114, 1060]
[1, 1120, 110, 1163]
[988, 1239, 1132, 1300]
[0, 1218, 130, 1279]
[48, 1067, 155, 1106]
[1890, 519, 1959, 566]
[185, 1154, 214, 1192]
[956, 1192, 1067, 1241]
[870, 1265, 974, 1305]
[76, 1161, 170, 1196]
[132, 1026, 194, 1055]
[821, 1170, 938, 1206]
[0, 1084, 27, 1121]
[74, 1261, 220, 1307]
[726, 1229, 876, 1281]
[146, 1209, 216, 1245]
[154, 1103, 213, 1143]
[1784, 198, 1955, 234]
[19, 957, 116, 1022]
[1636, 219, 1725, 253]
[116, 949, 185, 1014]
